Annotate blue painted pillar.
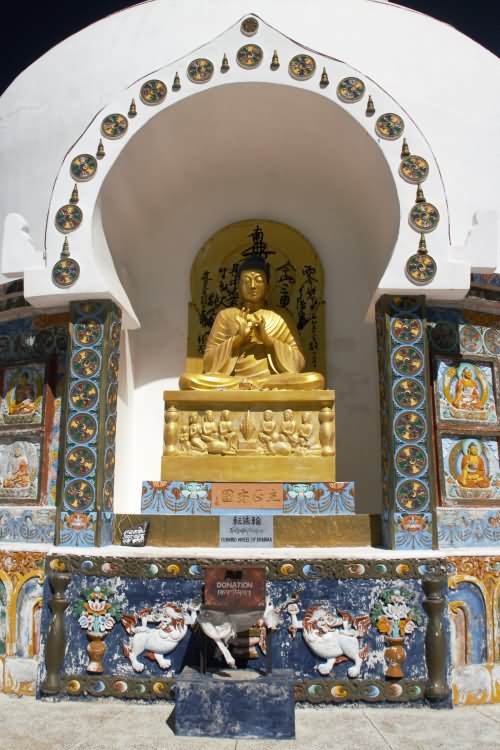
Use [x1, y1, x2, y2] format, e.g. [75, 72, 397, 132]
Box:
[376, 295, 437, 549]
[56, 301, 121, 546]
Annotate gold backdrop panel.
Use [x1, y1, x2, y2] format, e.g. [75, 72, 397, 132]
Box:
[187, 219, 325, 376]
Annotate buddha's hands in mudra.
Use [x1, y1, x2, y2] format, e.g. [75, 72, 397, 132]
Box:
[232, 309, 272, 354]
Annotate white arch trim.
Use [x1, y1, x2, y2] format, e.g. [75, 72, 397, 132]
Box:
[26, 13, 466, 328]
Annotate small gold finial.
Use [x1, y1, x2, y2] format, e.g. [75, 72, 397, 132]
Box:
[61, 237, 70, 258]
[418, 234, 427, 254]
[128, 98, 137, 117]
[365, 95, 375, 117]
[70, 184, 79, 204]
[96, 139, 105, 159]
[221, 54, 230, 73]
[172, 72, 181, 91]
[270, 50, 280, 70]
[416, 184, 425, 203]
[320, 68, 329, 88]
[401, 138, 410, 159]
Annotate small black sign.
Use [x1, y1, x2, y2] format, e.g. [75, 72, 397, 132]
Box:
[121, 522, 149, 547]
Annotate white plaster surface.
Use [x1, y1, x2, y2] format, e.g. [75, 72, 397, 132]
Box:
[0, 694, 498, 750]
[0, 541, 496, 559]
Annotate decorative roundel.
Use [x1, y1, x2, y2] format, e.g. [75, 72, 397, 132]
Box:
[392, 345, 424, 376]
[241, 16, 259, 35]
[337, 77, 365, 103]
[106, 414, 117, 444]
[187, 58, 214, 83]
[70, 154, 98, 182]
[111, 321, 121, 349]
[236, 44, 263, 68]
[140, 79, 167, 104]
[393, 378, 425, 409]
[459, 324, 482, 354]
[105, 448, 115, 478]
[103, 480, 114, 511]
[107, 383, 118, 413]
[55, 204, 83, 233]
[68, 412, 98, 443]
[375, 113, 404, 140]
[74, 318, 103, 347]
[409, 202, 440, 233]
[288, 54, 316, 81]
[484, 328, 500, 355]
[430, 321, 459, 352]
[391, 317, 422, 344]
[52, 258, 80, 288]
[396, 479, 429, 512]
[394, 411, 426, 442]
[109, 352, 119, 382]
[399, 155, 429, 184]
[405, 253, 437, 286]
[101, 113, 128, 139]
[69, 380, 99, 410]
[65, 479, 95, 511]
[66, 445, 96, 478]
[395, 444, 427, 477]
[71, 348, 101, 378]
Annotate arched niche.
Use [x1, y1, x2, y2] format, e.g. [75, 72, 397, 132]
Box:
[16, 577, 43, 658]
[96, 81, 399, 511]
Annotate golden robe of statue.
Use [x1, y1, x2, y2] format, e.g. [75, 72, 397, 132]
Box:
[180, 261, 324, 391]
[457, 443, 490, 489]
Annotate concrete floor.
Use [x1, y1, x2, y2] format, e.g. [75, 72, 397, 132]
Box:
[0, 695, 498, 750]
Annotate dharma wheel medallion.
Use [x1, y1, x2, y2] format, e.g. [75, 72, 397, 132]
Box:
[240, 17, 259, 36]
[71, 348, 101, 378]
[66, 445, 96, 478]
[391, 317, 422, 343]
[70, 154, 97, 182]
[459, 324, 482, 354]
[430, 321, 459, 352]
[394, 411, 426, 442]
[140, 79, 167, 104]
[67, 412, 98, 444]
[392, 345, 424, 376]
[187, 58, 214, 83]
[395, 444, 427, 477]
[375, 113, 404, 140]
[69, 380, 99, 411]
[65, 479, 95, 511]
[396, 479, 429, 511]
[55, 204, 83, 233]
[409, 202, 440, 233]
[399, 155, 429, 184]
[405, 252, 437, 285]
[236, 44, 263, 68]
[393, 378, 425, 409]
[52, 257, 80, 287]
[337, 77, 365, 102]
[74, 319, 103, 347]
[484, 328, 500, 355]
[289, 54, 316, 80]
[101, 113, 128, 139]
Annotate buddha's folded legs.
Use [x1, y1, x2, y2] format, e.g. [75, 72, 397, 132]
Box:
[179, 371, 325, 391]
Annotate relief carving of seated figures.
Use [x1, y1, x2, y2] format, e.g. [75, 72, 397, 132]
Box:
[2, 445, 30, 488]
[179, 228, 324, 392]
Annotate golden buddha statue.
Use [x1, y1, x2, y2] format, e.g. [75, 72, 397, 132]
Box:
[451, 367, 483, 411]
[180, 245, 324, 391]
[457, 442, 490, 489]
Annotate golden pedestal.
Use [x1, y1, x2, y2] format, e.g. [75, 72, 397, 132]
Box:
[162, 390, 335, 482]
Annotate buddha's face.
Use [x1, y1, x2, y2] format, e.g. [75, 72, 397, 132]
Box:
[463, 368, 473, 379]
[206, 410, 214, 422]
[239, 269, 267, 305]
[468, 444, 479, 456]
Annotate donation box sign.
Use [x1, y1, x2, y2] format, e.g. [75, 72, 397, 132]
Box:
[204, 565, 266, 610]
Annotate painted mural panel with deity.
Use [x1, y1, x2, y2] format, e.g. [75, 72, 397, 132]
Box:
[437, 360, 497, 424]
[440, 436, 500, 506]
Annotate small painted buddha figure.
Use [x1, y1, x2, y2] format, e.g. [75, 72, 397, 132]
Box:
[457, 442, 490, 489]
[10, 371, 36, 414]
[179, 238, 324, 391]
[452, 367, 483, 411]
